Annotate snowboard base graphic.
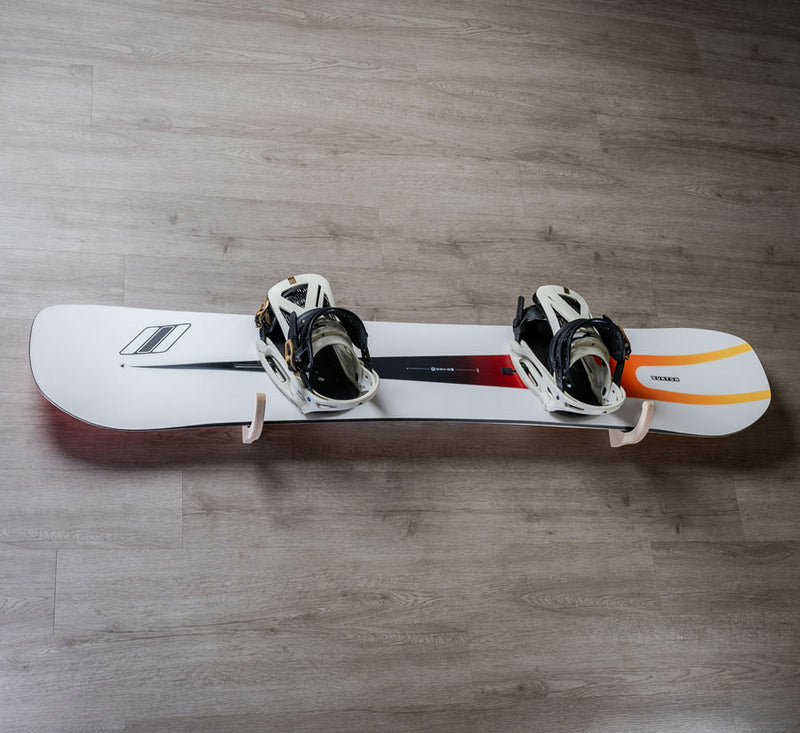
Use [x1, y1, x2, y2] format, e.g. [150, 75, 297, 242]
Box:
[29, 305, 770, 446]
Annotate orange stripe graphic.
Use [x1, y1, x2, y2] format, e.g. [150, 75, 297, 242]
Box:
[620, 343, 771, 405]
[627, 342, 751, 368]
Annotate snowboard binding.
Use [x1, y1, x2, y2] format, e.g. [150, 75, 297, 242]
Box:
[254, 274, 380, 414]
[510, 285, 630, 415]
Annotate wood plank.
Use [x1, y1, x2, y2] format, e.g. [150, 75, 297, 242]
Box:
[0, 470, 182, 549]
[733, 688, 800, 733]
[0, 631, 468, 731]
[0, 249, 123, 320]
[736, 476, 800, 541]
[183, 464, 743, 549]
[54, 546, 474, 633]
[121, 692, 737, 733]
[652, 541, 800, 614]
[122, 254, 378, 313]
[469, 611, 800, 700]
[0, 317, 35, 396]
[0, 182, 379, 262]
[90, 62, 599, 164]
[0, 122, 525, 214]
[697, 27, 800, 89]
[520, 0, 800, 37]
[0, 550, 55, 635]
[0, 61, 92, 124]
[27, 547, 474, 726]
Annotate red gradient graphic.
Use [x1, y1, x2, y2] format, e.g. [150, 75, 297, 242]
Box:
[372, 355, 526, 389]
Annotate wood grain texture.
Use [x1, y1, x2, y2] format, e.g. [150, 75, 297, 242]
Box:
[182, 463, 744, 548]
[1, 0, 799, 730]
[0, 470, 182, 549]
[736, 476, 800, 540]
[0, 551, 55, 635]
[121, 694, 739, 733]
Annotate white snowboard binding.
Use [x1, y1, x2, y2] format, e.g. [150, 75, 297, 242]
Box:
[254, 274, 380, 414]
[510, 285, 631, 415]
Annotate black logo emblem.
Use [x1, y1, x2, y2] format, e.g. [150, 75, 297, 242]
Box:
[121, 323, 190, 355]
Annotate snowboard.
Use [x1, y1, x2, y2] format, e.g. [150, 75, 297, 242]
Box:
[29, 304, 770, 445]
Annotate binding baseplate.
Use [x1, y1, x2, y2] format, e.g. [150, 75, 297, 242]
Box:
[510, 285, 630, 416]
[254, 274, 380, 415]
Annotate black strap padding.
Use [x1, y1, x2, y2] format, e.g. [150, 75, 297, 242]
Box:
[287, 307, 372, 380]
[512, 295, 547, 344]
[549, 316, 630, 390]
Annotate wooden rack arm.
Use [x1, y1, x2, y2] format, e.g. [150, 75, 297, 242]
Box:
[242, 392, 266, 444]
[609, 400, 655, 448]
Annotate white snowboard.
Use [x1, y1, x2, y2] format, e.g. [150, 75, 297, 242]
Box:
[29, 305, 770, 442]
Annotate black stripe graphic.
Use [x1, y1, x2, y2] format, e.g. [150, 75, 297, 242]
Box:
[127, 361, 262, 371]
[125, 356, 523, 388]
[139, 326, 175, 354]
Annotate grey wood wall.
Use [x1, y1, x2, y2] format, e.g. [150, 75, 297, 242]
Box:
[1, 1, 798, 731]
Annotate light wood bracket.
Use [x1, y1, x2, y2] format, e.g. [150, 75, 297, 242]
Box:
[242, 392, 267, 444]
[608, 400, 655, 447]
